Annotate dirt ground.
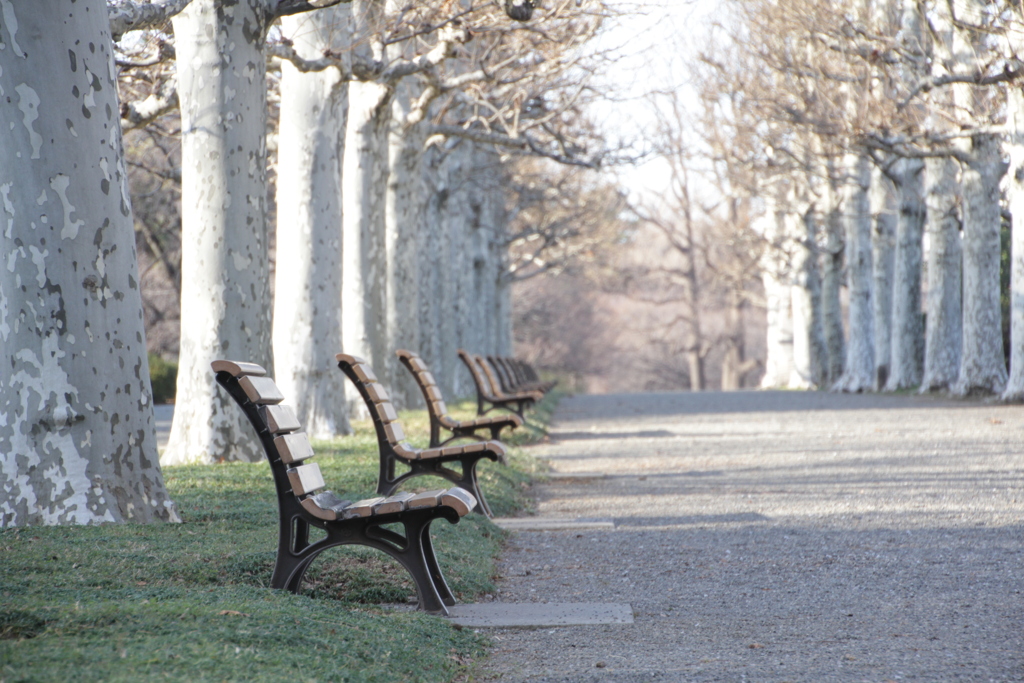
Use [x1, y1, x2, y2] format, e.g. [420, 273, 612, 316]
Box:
[476, 390, 1024, 682]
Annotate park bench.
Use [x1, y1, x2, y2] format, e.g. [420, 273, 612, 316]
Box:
[213, 359, 476, 615]
[337, 353, 506, 517]
[396, 349, 523, 448]
[489, 355, 556, 395]
[458, 349, 542, 418]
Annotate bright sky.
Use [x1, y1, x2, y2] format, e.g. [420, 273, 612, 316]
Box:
[593, 0, 717, 201]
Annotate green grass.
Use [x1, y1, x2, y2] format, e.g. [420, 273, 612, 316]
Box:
[0, 395, 559, 683]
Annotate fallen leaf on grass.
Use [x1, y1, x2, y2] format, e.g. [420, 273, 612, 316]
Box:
[218, 610, 250, 617]
[749, 643, 764, 649]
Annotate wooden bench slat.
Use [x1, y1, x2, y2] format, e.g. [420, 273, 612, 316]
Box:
[425, 385, 443, 402]
[239, 376, 286, 405]
[378, 402, 398, 424]
[408, 358, 428, 372]
[393, 441, 419, 460]
[432, 399, 448, 416]
[287, 463, 325, 496]
[335, 353, 369, 365]
[262, 404, 301, 434]
[211, 360, 267, 377]
[274, 433, 315, 464]
[384, 422, 405, 445]
[373, 492, 416, 515]
[351, 363, 378, 383]
[407, 489, 447, 509]
[365, 383, 390, 404]
[342, 496, 386, 518]
[419, 371, 437, 387]
[441, 488, 477, 517]
[300, 491, 353, 521]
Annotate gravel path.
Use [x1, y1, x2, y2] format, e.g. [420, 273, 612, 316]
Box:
[476, 391, 1024, 682]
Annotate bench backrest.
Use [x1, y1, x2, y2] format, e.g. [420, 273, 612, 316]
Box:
[335, 354, 419, 460]
[396, 349, 449, 417]
[212, 360, 344, 520]
[457, 348, 498, 401]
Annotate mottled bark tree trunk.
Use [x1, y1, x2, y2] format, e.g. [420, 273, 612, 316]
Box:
[871, 167, 896, 389]
[955, 134, 1007, 395]
[790, 207, 826, 388]
[0, 0, 179, 525]
[821, 197, 846, 385]
[163, 0, 275, 465]
[885, 160, 925, 390]
[920, 156, 963, 392]
[760, 201, 794, 388]
[272, 10, 351, 437]
[834, 153, 875, 392]
[385, 79, 426, 407]
[341, 2, 391, 412]
[1003, 79, 1024, 400]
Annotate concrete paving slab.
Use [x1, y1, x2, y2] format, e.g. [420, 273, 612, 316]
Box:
[448, 603, 634, 628]
[491, 518, 615, 531]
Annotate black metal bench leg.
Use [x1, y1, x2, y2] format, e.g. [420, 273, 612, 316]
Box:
[391, 519, 449, 615]
[420, 523, 456, 607]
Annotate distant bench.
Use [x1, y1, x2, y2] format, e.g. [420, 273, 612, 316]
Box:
[457, 349, 553, 418]
[397, 349, 522, 448]
[336, 354, 506, 517]
[213, 359, 476, 615]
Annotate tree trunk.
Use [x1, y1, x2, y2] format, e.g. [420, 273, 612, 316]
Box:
[871, 167, 896, 389]
[272, 10, 351, 437]
[955, 133, 1008, 395]
[885, 159, 925, 390]
[341, 77, 391, 411]
[834, 153, 875, 392]
[1003, 76, 1024, 400]
[920, 155, 963, 392]
[789, 207, 826, 388]
[721, 291, 757, 390]
[0, 0, 179, 525]
[385, 80, 426, 408]
[821, 198, 846, 385]
[759, 202, 794, 388]
[164, 0, 275, 465]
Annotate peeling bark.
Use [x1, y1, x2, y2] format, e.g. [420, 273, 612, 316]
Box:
[163, 0, 276, 464]
[1, 0, 179, 526]
[790, 207, 827, 388]
[885, 159, 925, 391]
[341, 1, 391, 413]
[272, 9, 351, 437]
[834, 153, 875, 392]
[870, 167, 896, 389]
[1003, 77, 1024, 400]
[955, 134, 1007, 395]
[821, 196, 846, 385]
[920, 155, 962, 392]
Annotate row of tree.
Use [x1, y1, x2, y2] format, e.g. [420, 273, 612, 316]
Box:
[0, 0, 611, 527]
[673, 0, 1024, 397]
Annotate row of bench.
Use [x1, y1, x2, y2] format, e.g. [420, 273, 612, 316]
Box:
[212, 349, 554, 615]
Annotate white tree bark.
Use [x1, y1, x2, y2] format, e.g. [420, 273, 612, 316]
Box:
[833, 153, 875, 392]
[341, 1, 391, 411]
[790, 206, 826, 388]
[760, 200, 794, 388]
[955, 133, 1008, 395]
[920, 155, 963, 391]
[0, 0, 179, 525]
[272, 9, 351, 437]
[920, 1, 962, 393]
[385, 78, 425, 408]
[1003, 75, 1024, 399]
[821, 192, 846, 385]
[163, 0, 275, 465]
[885, 159, 925, 390]
[870, 167, 896, 389]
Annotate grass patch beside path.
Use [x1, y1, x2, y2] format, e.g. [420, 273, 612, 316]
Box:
[0, 395, 560, 682]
